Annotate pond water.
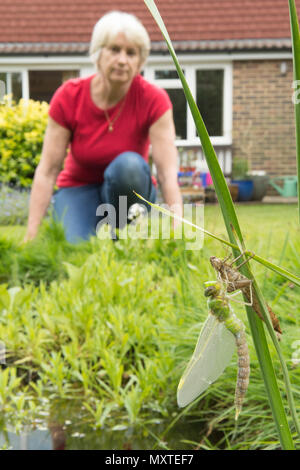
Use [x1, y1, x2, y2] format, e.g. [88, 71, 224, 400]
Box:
[0, 425, 198, 450]
[0, 421, 203, 451]
[0, 402, 206, 450]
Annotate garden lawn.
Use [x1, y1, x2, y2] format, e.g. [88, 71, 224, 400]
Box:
[0, 225, 25, 242]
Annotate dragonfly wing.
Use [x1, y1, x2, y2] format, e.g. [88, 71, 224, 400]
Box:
[177, 314, 236, 407]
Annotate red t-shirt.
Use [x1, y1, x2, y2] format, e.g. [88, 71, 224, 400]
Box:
[48, 74, 172, 187]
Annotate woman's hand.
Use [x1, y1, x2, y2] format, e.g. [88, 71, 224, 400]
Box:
[23, 230, 37, 244]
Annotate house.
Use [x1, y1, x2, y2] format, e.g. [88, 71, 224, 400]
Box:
[0, 0, 299, 182]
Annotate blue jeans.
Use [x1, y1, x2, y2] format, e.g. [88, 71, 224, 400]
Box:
[53, 152, 157, 243]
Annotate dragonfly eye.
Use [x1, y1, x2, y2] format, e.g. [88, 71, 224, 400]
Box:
[204, 286, 217, 297]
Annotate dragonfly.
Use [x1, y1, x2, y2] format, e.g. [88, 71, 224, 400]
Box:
[177, 279, 250, 420]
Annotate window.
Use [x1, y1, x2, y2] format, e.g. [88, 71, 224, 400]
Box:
[155, 70, 179, 80]
[196, 69, 224, 137]
[29, 70, 79, 103]
[148, 68, 187, 141]
[164, 88, 187, 140]
[0, 69, 80, 103]
[0, 72, 22, 102]
[0, 73, 7, 99]
[145, 63, 231, 145]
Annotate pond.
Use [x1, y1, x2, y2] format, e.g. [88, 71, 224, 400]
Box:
[0, 400, 207, 450]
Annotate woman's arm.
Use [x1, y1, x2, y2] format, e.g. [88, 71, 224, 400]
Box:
[149, 109, 183, 222]
[24, 117, 71, 241]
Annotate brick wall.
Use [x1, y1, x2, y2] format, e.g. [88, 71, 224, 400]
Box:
[232, 60, 297, 184]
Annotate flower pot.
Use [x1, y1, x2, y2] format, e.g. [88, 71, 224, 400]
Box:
[231, 180, 254, 201]
[228, 183, 239, 202]
[250, 175, 269, 201]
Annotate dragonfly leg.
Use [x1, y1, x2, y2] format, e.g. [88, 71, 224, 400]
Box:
[227, 279, 253, 306]
[231, 252, 255, 270]
[232, 279, 253, 307]
[222, 248, 232, 264]
[248, 279, 253, 306]
[228, 289, 253, 306]
[229, 252, 245, 266]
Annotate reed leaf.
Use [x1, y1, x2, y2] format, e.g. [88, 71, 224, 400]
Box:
[144, 0, 297, 449]
[135, 192, 300, 288]
[288, 0, 300, 219]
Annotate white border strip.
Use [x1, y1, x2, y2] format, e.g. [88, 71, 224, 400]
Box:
[0, 51, 293, 66]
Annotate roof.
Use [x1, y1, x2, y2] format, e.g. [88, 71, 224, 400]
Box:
[0, 0, 299, 54]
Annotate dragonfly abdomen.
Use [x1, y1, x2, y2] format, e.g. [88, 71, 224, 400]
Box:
[224, 315, 250, 420]
[234, 329, 250, 420]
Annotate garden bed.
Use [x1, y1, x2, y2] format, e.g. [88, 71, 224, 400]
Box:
[0, 204, 299, 449]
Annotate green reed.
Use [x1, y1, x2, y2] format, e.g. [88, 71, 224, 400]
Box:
[289, 0, 300, 219]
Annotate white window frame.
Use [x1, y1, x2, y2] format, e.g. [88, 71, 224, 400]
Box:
[144, 59, 233, 147]
[0, 70, 27, 100]
[0, 62, 86, 101]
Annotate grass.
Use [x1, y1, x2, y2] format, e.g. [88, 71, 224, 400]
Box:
[0, 203, 299, 449]
[0, 225, 25, 241]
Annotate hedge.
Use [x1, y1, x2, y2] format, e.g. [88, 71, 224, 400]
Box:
[0, 96, 49, 188]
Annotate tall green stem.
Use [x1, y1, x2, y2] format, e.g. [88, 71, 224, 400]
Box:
[288, 0, 300, 221]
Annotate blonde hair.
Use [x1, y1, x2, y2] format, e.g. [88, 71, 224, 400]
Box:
[89, 11, 151, 68]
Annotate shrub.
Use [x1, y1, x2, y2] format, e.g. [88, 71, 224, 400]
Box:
[0, 96, 48, 188]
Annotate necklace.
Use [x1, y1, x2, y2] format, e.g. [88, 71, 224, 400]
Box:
[103, 97, 126, 132]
